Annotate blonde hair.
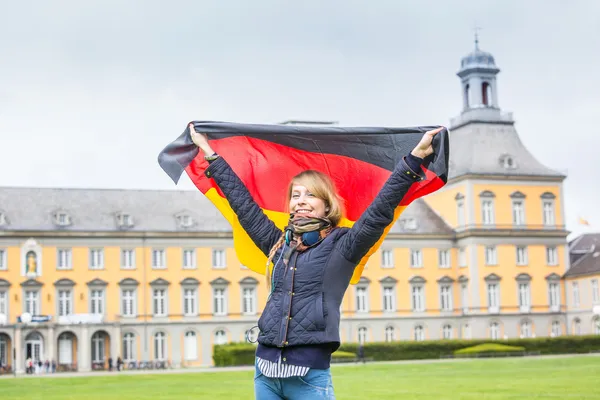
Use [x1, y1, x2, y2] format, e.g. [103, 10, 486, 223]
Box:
[265, 170, 344, 291]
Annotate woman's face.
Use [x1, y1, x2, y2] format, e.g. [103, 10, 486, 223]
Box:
[289, 184, 327, 218]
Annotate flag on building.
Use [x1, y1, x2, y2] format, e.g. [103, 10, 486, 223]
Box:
[158, 121, 449, 284]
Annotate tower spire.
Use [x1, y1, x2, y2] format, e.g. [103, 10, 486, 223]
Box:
[474, 25, 482, 50]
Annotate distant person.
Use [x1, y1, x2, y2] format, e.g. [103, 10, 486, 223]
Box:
[190, 124, 442, 399]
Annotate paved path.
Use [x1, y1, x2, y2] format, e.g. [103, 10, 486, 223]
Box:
[2, 353, 598, 379]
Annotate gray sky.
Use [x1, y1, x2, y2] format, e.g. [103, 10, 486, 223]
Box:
[0, 0, 598, 239]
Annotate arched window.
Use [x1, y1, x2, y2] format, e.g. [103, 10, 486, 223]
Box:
[442, 324, 453, 339]
[464, 84, 470, 108]
[214, 330, 227, 345]
[414, 325, 425, 341]
[123, 333, 135, 362]
[358, 327, 368, 344]
[154, 332, 166, 361]
[482, 82, 492, 106]
[385, 326, 395, 342]
[184, 331, 197, 361]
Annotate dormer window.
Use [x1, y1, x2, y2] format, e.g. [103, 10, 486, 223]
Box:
[0, 212, 7, 227]
[401, 218, 418, 230]
[116, 213, 134, 229]
[54, 211, 72, 227]
[500, 154, 516, 170]
[177, 214, 194, 229]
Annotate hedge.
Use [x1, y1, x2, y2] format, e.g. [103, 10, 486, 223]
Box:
[213, 336, 600, 367]
[454, 343, 525, 355]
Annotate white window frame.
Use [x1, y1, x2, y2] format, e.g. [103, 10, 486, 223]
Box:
[456, 198, 465, 226]
[414, 325, 425, 341]
[24, 290, 40, 315]
[89, 248, 104, 270]
[546, 246, 558, 266]
[57, 248, 72, 270]
[384, 326, 395, 342]
[410, 249, 423, 268]
[551, 321, 561, 337]
[152, 249, 166, 269]
[461, 283, 469, 313]
[481, 199, 495, 225]
[516, 246, 528, 266]
[0, 290, 7, 317]
[153, 288, 168, 317]
[355, 286, 369, 313]
[381, 250, 394, 269]
[57, 289, 73, 317]
[485, 246, 497, 266]
[490, 322, 500, 340]
[184, 331, 198, 361]
[214, 330, 227, 345]
[592, 279, 599, 304]
[442, 324, 453, 339]
[440, 285, 453, 312]
[512, 200, 526, 226]
[154, 332, 167, 361]
[212, 249, 226, 269]
[213, 287, 228, 316]
[572, 282, 580, 308]
[542, 200, 555, 226]
[182, 249, 197, 270]
[242, 286, 257, 315]
[0, 249, 5, 270]
[90, 289, 105, 315]
[518, 283, 531, 312]
[438, 249, 450, 269]
[183, 288, 198, 317]
[458, 247, 467, 267]
[411, 285, 425, 312]
[487, 283, 500, 313]
[121, 249, 135, 270]
[358, 327, 368, 344]
[382, 285, 395, 312]
[548, 282, 560, 312]
[123, 332, 135, 362]
[121, 289, 137, 317]
[520, 321, 532, 338]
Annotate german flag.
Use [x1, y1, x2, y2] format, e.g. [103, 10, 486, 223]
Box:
[159, 121, 449, 284]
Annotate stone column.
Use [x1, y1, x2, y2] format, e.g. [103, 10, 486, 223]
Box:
[48, 325, 55, 363]
[79, 325, 90, 372]
[14, 326, 23, 374]
[111, 324, 121, 360]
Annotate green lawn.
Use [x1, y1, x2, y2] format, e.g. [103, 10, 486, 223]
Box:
[1, 355, 599, 399]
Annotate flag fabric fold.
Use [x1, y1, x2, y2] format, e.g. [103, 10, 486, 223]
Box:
[158, 121, 449, 284]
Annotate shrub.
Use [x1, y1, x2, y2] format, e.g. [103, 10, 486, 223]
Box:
[454, 343, 525, 355]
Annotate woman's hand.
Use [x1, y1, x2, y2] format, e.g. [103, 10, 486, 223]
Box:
[189, 123, 215, 157]
[411, 126, 444, 159]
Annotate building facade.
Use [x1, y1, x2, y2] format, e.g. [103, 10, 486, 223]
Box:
[0, 41, 595, 374]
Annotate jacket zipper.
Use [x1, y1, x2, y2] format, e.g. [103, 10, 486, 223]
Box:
[281, 252, 297, 346]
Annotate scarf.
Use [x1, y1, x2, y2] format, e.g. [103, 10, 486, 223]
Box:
[283, 214, 333, 259]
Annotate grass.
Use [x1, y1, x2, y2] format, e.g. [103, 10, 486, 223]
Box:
[1, 355, 599, 399]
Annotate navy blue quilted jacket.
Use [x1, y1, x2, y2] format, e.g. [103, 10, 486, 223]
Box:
[205, 156, 424, 351]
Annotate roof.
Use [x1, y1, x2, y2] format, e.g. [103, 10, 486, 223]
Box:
[0, 186, 452, 236]
[447, 122, 565, 180]
[565, 233, 600, 278]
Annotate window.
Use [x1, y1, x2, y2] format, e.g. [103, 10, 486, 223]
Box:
[516, 246, 528, 266]
[213, 288, 227, 316]
[438, 250, 450, 268]
[594, 318, 600, 335]
[574, 319, 581, 335]
[459, 247, 467, 267]
[57, 249, 72, 270]
[183, 249, 196, 269]
[184, 331, 197, 361]
[183, 288, 197, 316]
[122, 289, 136, 317]
[485, 246, 497, 266]
[90, 290, 104, 315]
[414, 325, 425, 341]
[58, 290, 72, 317]
[152, 249, 166, 269]
[89, 249, 104, 270]
[482, 81, 492, 106]
[25, 290, 39, 315]
[572, 282, 580, 307]
[0, 249, 5, 270]
[440, 285, 452, 312]
[242, 287, 257, 315]
[154, 332, 166, 360]
[0, 291, 7, 316]
[117, 213, 134, 228]
[461, 283, 469, 313]
[548, 283, 560, 311]
[54, 211, 71, 226]
[490, 322, 500, 340]
[482, 200, 495, 225]
[518, 283, 531, 312]
[215, 330, 227, 345]
[512, 200, 525, 226]
[456, 198, 465, 226]
[91, 332, 105, 363]
[123, 333, 135, 362]
[153, 289, 167, 317]
[542, 200, 555, 226]
[0, 212, 6, 227]
[177, 214, 194, 228]
[442, 324, 453, 339]
[385, 326, 395, 342]
[381, 250, 393, 268]
[462, 324, 472, 339]
[383, 286, 395, 312]
[546, 247, 558, 266]
[410, 250, 423, 268]
[212, 250, 226, 268]
[411, 286, 425, 312]
[551, 321, 561, 337]
[356, 287, 369, 313]
[592, 280, 599, 304]
[487, 283, 499, 312]
[121, 249, 135, 269]
[358, 327, 368, 344]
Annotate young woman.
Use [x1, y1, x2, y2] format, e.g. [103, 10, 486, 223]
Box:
[190, 124, 442, 400]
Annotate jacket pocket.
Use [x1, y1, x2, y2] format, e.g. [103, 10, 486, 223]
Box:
[311, 292, 326, 331]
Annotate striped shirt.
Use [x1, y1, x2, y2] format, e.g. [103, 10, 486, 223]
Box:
[256, 356, 310, 378]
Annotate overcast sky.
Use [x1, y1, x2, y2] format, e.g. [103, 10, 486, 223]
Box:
[0, 0, 598, 238]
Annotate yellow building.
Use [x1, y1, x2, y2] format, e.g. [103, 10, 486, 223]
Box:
[0, 40, 592, 375]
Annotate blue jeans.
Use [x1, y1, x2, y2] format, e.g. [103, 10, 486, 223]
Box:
[254, 363, 336, 399]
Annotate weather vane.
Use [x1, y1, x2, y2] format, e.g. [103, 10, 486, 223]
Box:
[473, 23, 482, 49]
